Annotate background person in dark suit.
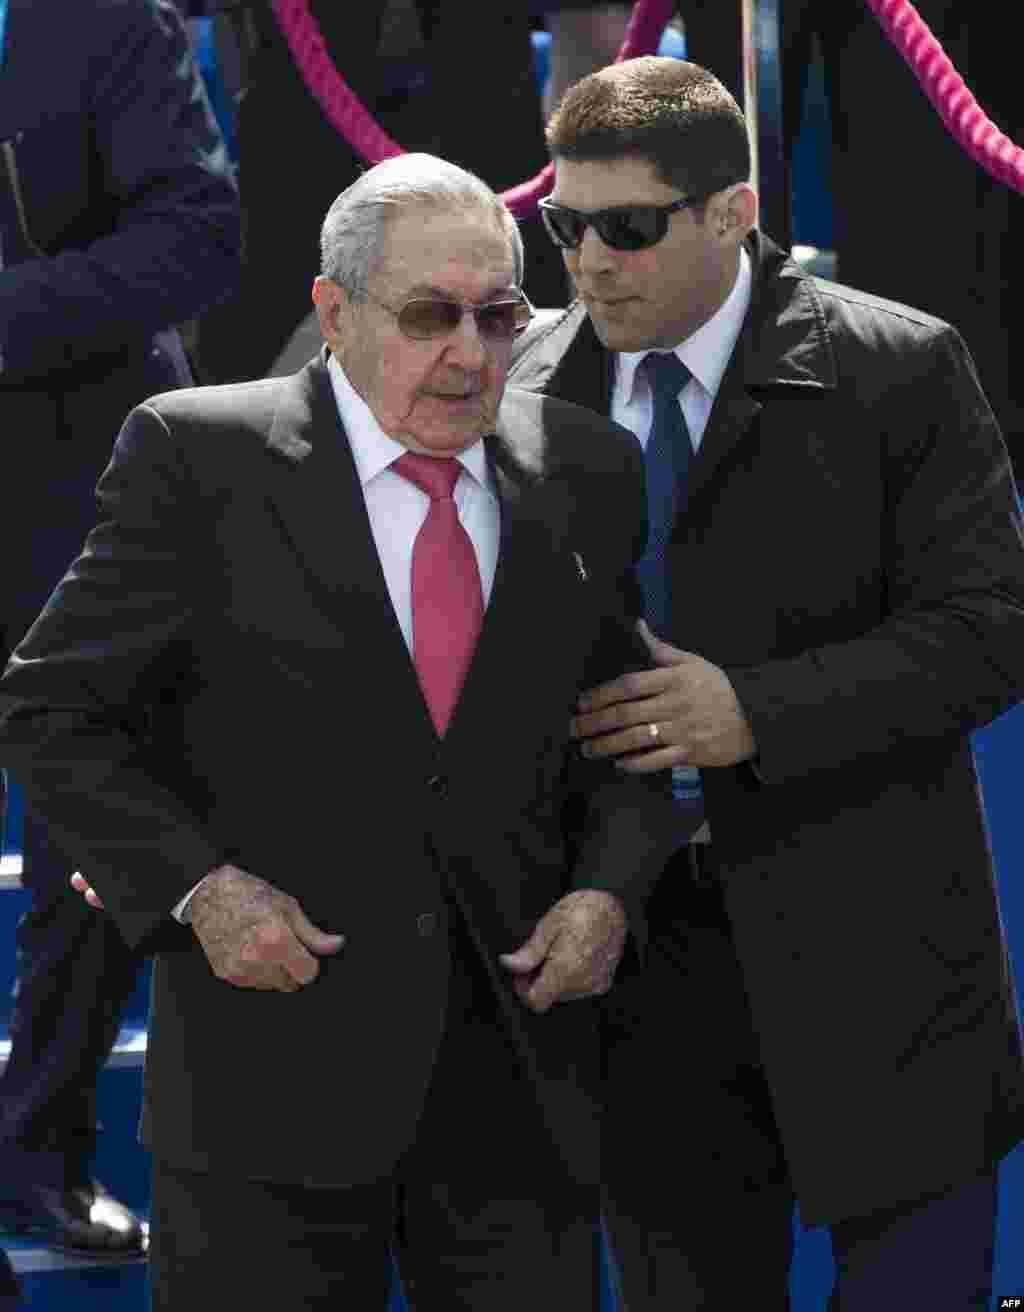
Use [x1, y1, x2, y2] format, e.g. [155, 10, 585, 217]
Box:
[0, 152, 682, 1309]
[509, 55, 1024, 1311]
[0, 0, 240, 1254]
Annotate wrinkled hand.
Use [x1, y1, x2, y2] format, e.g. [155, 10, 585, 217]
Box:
[570, 620, 757, 771]
[499, 889, 628, 1013]
[71, 872, 104, 909]
[71, 865, 345, 993]
[187, 865, 345, 993]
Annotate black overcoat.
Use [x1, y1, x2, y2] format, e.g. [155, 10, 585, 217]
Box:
[508, 232, 1024, 1224]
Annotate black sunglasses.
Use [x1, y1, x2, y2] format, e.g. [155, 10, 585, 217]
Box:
[371, 294, 533, 342]
[538, 196, 699, 251]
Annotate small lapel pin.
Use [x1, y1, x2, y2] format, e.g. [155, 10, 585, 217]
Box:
[573, 551, 588, 582]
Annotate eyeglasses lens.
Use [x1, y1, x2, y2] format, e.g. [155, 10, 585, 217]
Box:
[397, 299, 530, 341]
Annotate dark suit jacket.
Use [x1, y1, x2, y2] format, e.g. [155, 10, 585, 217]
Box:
[0, 355, 682, 1188]
[508, 231, 1024, 1225]
[0, 0, 240, 652]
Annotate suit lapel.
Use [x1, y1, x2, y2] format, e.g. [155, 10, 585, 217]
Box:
[262, 359, 576, 752]
[441, 420, 568, 754]
[262, 354, 438, 744]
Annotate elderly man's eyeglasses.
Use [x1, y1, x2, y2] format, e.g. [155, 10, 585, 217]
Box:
[538, 196, 699, 251]
[372, 293, 534, 342]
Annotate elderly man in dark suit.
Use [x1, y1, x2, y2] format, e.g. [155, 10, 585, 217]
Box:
[0, 0, 240, 1255]
[0, 152, 681, 1309]
[508, 55, 1024, 1312]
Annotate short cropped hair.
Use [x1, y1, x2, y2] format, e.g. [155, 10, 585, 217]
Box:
[320, 153, 524, 303]
[546, 57, 751, 202]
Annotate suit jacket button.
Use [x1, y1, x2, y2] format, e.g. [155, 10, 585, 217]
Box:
[426, 774, 448, 798]
[417, 912, 438, 938]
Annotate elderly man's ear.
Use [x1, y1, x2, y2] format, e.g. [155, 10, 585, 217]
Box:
[312, 276, 350, 356]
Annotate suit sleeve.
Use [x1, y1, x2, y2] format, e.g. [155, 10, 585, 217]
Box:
[0, 404, 224, 950]
[0, 0, 240, 384]
[564, 434, 685, 951]
[727, 326, 1024, 784]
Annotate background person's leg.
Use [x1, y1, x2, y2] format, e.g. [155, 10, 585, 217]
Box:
[0, 470, 145, 1255]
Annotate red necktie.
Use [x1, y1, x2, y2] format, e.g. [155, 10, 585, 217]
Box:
[392, 451, 484, 736]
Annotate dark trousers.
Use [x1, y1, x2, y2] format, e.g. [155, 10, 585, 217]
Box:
[148, 910, 600, 1310]
[602, 851, 999, 1310]
[0, 475, 142, 1188]
[0, 815, 140, 1183]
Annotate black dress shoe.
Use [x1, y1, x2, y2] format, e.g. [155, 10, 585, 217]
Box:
[0, 1177, 146, 1258]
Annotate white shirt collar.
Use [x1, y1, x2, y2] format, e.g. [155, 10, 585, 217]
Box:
[326, 353, 491, 493]
[616, 245, 753, 402]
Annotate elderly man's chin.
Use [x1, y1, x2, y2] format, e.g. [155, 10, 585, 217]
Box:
[400, 393, 498, 454]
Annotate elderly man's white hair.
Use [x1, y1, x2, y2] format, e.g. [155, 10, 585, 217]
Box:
[320, 153, 525, 303]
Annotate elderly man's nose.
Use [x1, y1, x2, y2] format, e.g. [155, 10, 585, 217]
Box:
[446, 312, 488, 367]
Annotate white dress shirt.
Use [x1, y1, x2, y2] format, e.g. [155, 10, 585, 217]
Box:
[172, 355, 501, 920]
[326, 354, 500, 648]
[610, 246, 753, 452]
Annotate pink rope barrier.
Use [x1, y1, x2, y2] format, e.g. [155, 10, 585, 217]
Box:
[268, 0, 675, 218]
[269, 0, 1024, 220]
[863, 0, 1024, 194]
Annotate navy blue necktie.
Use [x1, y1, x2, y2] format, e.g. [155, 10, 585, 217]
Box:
[636, 351, 705, 833]
[637, 352, 693, 638]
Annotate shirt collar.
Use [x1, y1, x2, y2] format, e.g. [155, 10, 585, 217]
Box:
[616, 245, 753, 402]
[326, 353, 491, 493]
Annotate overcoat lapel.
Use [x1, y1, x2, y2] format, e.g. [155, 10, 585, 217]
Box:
[261, 355, 438, 748]
[680, 234, 774, 513]
[677, 232, 836, 521]
[683, 350, 763, 513]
